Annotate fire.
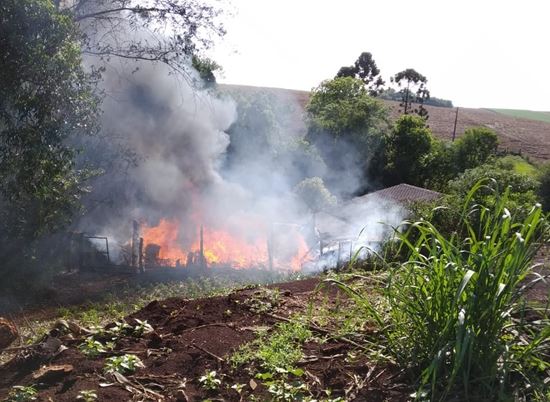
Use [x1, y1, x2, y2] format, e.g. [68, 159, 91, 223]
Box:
[141, 218, 310, 270]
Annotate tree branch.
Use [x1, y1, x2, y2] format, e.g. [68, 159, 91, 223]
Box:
[75, 7, 168, 22]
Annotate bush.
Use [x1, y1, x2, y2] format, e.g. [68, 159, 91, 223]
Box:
[383, 115, 434, 186]
[454, 127, 498, 172]
[448, 162, 539, 219]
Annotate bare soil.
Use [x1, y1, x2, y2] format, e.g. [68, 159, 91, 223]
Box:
[0, 278, 410, 401]
[384, 102, 550, 162]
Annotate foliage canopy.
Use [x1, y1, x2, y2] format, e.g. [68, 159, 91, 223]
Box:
[0, 0, 100, 242]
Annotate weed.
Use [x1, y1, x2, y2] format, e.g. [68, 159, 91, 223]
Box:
[230, 383, 245, 394]
[76, 390, 98, 402]
[244, 288, 281, 313]
[80, 309, 102, 327]
[257, 368, 313, 402]
[131, 318, 154, 336]
[198, 370, 221, 391]
[104, 354, 144, 374]
[108, 320, 132, 337]
[78, 337, 109, 357]
[230, 320, 311, 371]
[5, 386, 37, 402]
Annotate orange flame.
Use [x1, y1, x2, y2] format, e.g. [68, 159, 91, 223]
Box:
[141, 218, 310, 270]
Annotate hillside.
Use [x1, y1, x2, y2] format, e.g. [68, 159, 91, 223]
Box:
[221, 84, 550, 162]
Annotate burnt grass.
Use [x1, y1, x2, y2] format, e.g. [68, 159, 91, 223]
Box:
[0, 278, 410, 401]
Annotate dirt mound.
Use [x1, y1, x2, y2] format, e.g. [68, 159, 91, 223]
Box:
[0, 278, 408, 401]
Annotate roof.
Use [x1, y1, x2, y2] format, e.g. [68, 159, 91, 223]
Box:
[355, 183, 443, 205]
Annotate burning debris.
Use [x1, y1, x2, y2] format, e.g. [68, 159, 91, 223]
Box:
[139, 219, 310, 271]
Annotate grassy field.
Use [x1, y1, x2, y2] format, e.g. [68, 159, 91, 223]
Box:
[498, 155, 539, 176]
[490, 108, 550, 123]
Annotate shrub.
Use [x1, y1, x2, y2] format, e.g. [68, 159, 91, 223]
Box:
[448, 162, 539, 218]
[454, 127, 498, 171]
[383, 115, 434, 186]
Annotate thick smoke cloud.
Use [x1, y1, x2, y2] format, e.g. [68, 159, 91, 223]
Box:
[74, 41, 404, 269]
[75, 59, 309, 259]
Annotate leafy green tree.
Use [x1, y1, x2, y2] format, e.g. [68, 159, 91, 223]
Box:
[306, 77, 389, 193]
[383, 115, 434, 186]
[294, 177, 336, 231]
[0, 0, 99, 242]
[454, 127, 499, 171]
[410, 161, 542, 243]
[422, 140, 457, 191]
[192, 56, 221, 87]
[391, 68, 430, 119]
[336, 52, 385, 96]
[223, 89, 325, 191]
[307, 77, 387, 138]
[0, 0, 100, 288]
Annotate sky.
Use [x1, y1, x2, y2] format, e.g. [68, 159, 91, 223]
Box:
[210, 0, 550, 111]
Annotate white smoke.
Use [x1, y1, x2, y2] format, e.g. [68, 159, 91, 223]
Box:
[74, 25, 405, 270]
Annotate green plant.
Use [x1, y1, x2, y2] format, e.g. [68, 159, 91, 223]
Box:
[230, 321, 311, 372]
[198, 370, 221, 391]
[244, 288, 281, 314]
[453, 126, 498, 172]
[131, 319, 154, 337]
[76, 389, 98, 402]
[104, 354, 144, 374]
[325, 181, 549, 400]
[257, 368, 315, 402]
[79, 337, 109, 357]
[230, 383, 245, 395]
[108, 320, 132, 337]
[5, 386, 37, 402]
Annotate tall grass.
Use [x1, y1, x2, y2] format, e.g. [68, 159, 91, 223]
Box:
[326, 181, 549, 400]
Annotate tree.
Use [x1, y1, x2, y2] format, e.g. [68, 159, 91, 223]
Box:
[454, 127, 498, 172]
[192, 56, 221, 87]
[383, 115, 434, 186]
[0, 0, 99, 241]
[294, 177, 337, 214]
[336, 52, 385, 96]
[307, 77, 387, 139]
[306, 77, 389, 194]
[52, 0, 226, 83]
[391, 68, 430, 119]
[0, 0, 100, 287]
[422, 139, 457, 191]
